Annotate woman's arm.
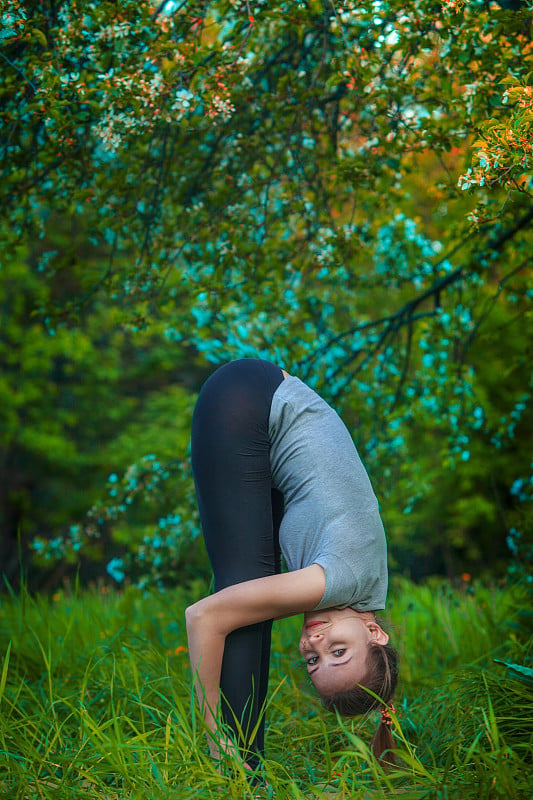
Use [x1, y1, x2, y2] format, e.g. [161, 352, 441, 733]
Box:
[185, 564, 325, 753]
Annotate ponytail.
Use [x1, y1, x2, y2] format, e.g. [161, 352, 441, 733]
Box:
[371, 702, 396, 766]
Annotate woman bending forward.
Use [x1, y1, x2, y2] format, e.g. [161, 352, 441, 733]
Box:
[186, 359, 399, 769]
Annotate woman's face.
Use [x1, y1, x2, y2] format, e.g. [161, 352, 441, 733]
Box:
[298, 608, 389, 696]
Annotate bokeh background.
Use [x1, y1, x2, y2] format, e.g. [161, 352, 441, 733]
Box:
[1, 0, 531, 593]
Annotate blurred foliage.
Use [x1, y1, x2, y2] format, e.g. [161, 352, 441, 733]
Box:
[0, 243, 199, 587]
[0, 0, 531, 588]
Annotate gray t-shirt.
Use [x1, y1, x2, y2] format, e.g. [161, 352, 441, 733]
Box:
[269, 376, 388, 611]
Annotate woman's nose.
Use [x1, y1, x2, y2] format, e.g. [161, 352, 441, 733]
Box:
[309, 631, 323, 641]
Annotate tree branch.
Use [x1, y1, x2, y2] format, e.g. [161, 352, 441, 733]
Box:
[299, 207, 533, 370]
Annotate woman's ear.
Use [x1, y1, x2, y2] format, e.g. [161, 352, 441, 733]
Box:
[366, 621, 389, 645]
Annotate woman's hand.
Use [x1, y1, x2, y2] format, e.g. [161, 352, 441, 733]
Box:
[207, 732, 252, 769]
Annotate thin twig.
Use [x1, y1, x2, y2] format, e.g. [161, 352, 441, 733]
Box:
[0, 50, 37, 92]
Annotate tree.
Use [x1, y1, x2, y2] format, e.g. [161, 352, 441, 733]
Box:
[0, 241, 197, 587]
[1, 0, 531, 584]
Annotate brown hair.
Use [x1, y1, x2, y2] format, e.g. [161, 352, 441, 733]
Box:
[320, 640, 399, 765]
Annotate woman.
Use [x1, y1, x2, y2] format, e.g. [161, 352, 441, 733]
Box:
[186, 358, 398, 770]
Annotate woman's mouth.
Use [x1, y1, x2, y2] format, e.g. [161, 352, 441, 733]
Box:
[305, 620, 326, 630]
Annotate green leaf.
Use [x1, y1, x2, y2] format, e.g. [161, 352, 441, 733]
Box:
[32, 28, 48, 48]
[0, 642, 11, 704]
[494, 660, 533, 684]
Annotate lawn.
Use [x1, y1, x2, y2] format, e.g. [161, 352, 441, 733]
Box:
[0, 576, 531, 799]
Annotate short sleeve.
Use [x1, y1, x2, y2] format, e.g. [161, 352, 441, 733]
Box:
[312, 553, 387, 612]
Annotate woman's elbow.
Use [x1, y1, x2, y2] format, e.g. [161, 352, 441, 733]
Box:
[185, 598, 207, 630]
[185, 603, 198, 629]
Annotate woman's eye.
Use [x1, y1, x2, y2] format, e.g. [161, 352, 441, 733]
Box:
[333, 648, 346, 657]
[307, 656, 318, 666]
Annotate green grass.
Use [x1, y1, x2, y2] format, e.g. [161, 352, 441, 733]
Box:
[0, 576, 531, 799]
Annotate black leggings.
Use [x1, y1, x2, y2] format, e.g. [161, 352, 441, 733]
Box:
[190, 359, 285, 763]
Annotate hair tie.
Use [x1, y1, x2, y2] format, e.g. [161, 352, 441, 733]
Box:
[380, 704, 395, 726]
